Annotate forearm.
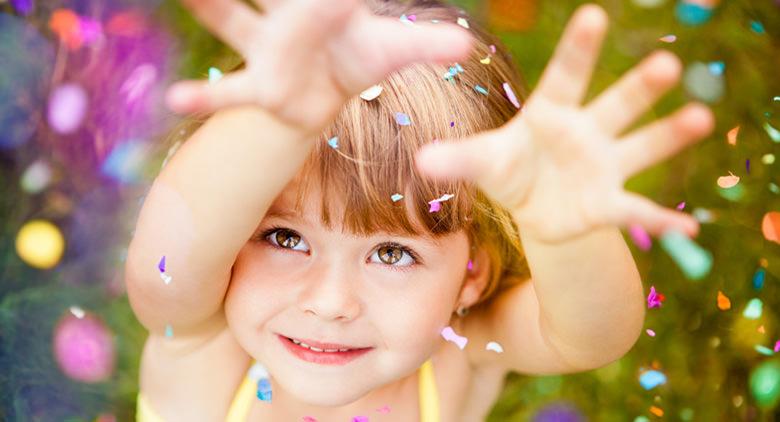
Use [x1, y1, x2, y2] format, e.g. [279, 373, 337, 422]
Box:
[521, 226, 646, 368]
[126, 106, 316, 334]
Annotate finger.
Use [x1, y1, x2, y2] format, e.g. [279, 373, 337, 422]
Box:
[585, 50, 682, 136]
[531, 4, 608, 106]
[180, 0, 259, 53]
[165, 72, 259, 114]
[615, 103, 714, 177]
[367, 17, 475, 76]
[614, 192, 700, 238]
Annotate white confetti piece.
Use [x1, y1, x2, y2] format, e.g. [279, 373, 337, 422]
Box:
[360, 84, 383, 101]
[441, 326, 468, 350]
[457, 17, 469, 28]
[485, 341, 503, 353]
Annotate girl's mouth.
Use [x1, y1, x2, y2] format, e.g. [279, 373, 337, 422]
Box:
[278, 334, 374, 365]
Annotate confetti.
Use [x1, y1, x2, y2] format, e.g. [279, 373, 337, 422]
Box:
[480, 56, 491, 64]
[503, 82, 521, 109]
[69, 306, 85, 319]
[675, 1, 714, 26]
[659, 34, 677, 43]
[676, 201, 686, 210]
[101, 139, 149, 184]
[649, 406, 664, 417]
[165, 324, 173, 338]
[764, 122, 780, 142]
[351, 417, 368, 422]
[20, 160, 52, 194]
[474, 85, 488, 96]
[391, 193, 404, 202]
[485, 341, 504, 353]
[684, 62, 724, 103]
[762, 212, 780, 244]
[10, 0, 34, 15]
[49, 9, 83, 50]
[770, 183, 780, 194]
[747, 159, 751, 174]
[121, 64, 158, 104]
[441, 326, 468, 350]
[639, 369, 667, 390]
[467, 260, 473, 271]
[158, 256, 166, 272]
[756, 344, 774, 356]
[717, 291, 731, 310]
[759, 325, 766, 334]
[717, 171, 740, 188]
[327, 136, 339, 149]
[708, 61, 725, 76]
[360, 84, 383, 101]
[443, 63, 465, 81]
[727, 126, 740, 145]
[48, 83, 89, 135]
[376, 405, 391, 414]
[457, 17, 469, 28]
[743, 298, 763, 319]
[646, 329, 656, 337]
[628, 224, 652, 251]
[660, 230, 713, 280]
[302, 417, 318, 422]
[754, 267, 766, 290]
[750, 21, 765, 34]
[395, 112, 411, 126]
[208, 67, 223, 83]
[15, 220, 65, 269]
[762, 154, 775, 165]
[257, 378, 272, 401]
[647, 286, 664, 309]
[489, 44, 496, 54]
[428, 193, 455, 213]
[400, 14, 414, 25]
[774, 96, 780, 102]
[692, 207, 715, 223]
[775, 341, 780, 353]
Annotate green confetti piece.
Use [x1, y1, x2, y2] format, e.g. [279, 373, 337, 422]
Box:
[717, 183, 745, 202]
[770, 183, 780, 194]
[756, 345, 775, 356]
[743, 298, 763, 319]
[660, 230, 713, 280]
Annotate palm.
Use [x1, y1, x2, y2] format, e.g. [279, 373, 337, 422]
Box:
[416, 4, 714, 243]
[169, 0, 473, 133]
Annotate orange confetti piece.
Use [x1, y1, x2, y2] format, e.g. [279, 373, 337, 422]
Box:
[728, 126, 740, 146]
[650, 406, 664, 417]
[763, 212, 780, 244]
[759, 325, 766, 334]
[760, 258, 769, 267]
[717, 171, 740, 188]
[49, 9, 83, 50]
[717, 291, 731, 310]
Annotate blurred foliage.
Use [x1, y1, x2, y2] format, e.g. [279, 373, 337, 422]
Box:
[0, 0, 779, 421]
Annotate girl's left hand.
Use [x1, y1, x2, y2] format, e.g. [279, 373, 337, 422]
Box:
[415, 4, 714, 243]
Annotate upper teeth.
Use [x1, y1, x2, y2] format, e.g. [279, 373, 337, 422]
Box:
[291, 338, 350, 353]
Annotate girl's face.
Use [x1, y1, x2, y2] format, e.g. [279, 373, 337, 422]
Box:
[224, 179, 472, 406]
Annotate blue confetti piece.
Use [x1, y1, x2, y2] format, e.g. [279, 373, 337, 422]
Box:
[391, 193, 404, 202]
[257, 378, 272, 401]
[327, 136, 339, 149]
[474, 85, 488, 95]
[660, 230, 713, 280]
[743, 298, 763, 319]
[750, 21, 765, 34]
[395, 112, 411, 126]
[639, 370, 667, 390]
[708, 61, 725, 76]
[101, 139, 148, 184]
[753, 268, 766, 290]
[675, 1, 713, 26]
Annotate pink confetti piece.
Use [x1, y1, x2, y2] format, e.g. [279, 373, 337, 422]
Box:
[646, 329, 656, 337]
[628, 224, 652, 251]
[302, 417, 318, 422]
[408, 14, 416, 22]
[467, 260, 473, 271]
[775, 340, 780, 353]
[48, 83, 89, 134]
[489, 44, 496, 54]
[79, 16, 103, 45]
[428, 201, 442, 213]
[502, 82, 521, 109]
[351, 417, 368, 422]
[441, 326, 468, 350]
[647, 286, 664, 309]
[121, 63, 158, 104]
[659, 34, 677, 43]
[376, 405, 391, 414]
[717, 171, 740, 188]
[676, 201, 686, 210]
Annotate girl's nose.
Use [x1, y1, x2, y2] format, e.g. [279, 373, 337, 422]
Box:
[297, 262, 361, 321]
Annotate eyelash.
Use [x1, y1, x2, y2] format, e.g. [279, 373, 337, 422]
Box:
[254, 225, 422, 271]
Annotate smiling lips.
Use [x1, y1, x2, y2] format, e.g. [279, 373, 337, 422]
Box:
[278, 334, 374, 365]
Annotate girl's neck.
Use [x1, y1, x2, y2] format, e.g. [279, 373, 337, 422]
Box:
[256, 368, 420, 421]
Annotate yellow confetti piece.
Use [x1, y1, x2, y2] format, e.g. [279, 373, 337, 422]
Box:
[479, 56, 491, 64]
[717, 171, 740, 188]
[717, 291, 731, 310]
[727, 125, 740, 145]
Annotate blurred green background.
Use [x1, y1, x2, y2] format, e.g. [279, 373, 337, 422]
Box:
[1, 0, 779, 420]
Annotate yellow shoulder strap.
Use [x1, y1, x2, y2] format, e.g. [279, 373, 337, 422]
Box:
[418, 358, 440, 422]
[136, 393, 167, 422]
[225, 376, 257, 422]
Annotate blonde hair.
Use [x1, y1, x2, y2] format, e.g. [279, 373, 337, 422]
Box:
[289, 0, 532, 309]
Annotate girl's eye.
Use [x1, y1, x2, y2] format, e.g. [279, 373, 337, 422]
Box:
[258, 226, 420, 270]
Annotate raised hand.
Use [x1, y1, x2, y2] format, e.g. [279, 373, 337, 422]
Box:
[167, 0, 474, 134]
[415, 4, 715, 243]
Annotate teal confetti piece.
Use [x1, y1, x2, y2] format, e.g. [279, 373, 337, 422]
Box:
[750, 21, 765, 34]
[764, 122, 780, 142]
[660, 230, 712, 280]
[639, 370, 667, 390]
[208, 67, 223, 83]
[327, 136, 339, 149]
[257, 378, 272, 401]
[675, 1, 713, 26]
[756, 345, 775, 356]
[743, 298, 763, 319]
[391, 193, 403, 202]
[708, 61, 725, 76]
[474, 85, 488, 95]
[165, 324, 173, 338]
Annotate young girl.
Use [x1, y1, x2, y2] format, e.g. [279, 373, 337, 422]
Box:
[125, 0, 715, 420]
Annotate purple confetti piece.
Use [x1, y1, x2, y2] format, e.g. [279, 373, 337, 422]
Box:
[10, 0, 34, 15]
[628, 224, 652, 251]
[747, 158, 750, 174]
[428, 200, 441, 213]
[450, 121, 455, 127]
[647, 286, 663, 309]
[441, 326, 468, 349]
[395, 112, 411, 126]
[158, 256, 166, 273]
[502, 82, 521, 109]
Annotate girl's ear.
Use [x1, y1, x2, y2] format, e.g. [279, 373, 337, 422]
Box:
[456, 246, 491, 309]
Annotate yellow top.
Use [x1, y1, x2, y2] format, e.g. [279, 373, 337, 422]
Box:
[137, 358, 439, 422]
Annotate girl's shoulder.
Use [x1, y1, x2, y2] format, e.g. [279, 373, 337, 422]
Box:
[138, 324, 252, 421]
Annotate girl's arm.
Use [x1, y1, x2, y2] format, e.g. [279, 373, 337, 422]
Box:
[125, 0, 474, 338]
[125, 107, 314, 337]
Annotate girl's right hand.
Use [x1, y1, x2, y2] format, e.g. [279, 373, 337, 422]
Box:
[167, 0, 474, 134]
